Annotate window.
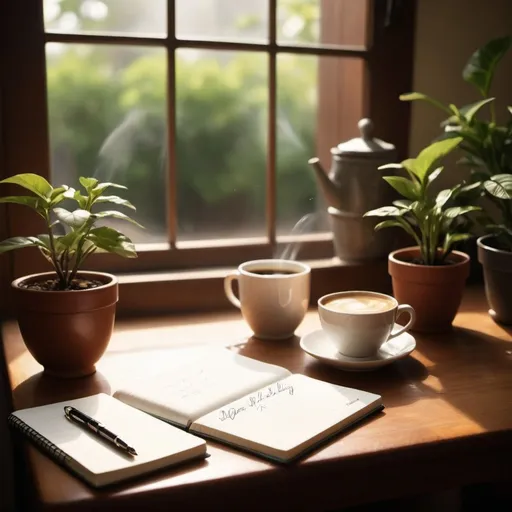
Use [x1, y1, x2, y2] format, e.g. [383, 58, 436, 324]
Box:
[1, 1, 415, 312]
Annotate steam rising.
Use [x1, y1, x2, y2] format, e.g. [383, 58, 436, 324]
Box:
[276, 212, 320, 260]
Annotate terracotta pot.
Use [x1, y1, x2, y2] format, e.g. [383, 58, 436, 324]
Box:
[388, 247, 470, 333]
[477, 234, 512, 324]
[11, 271, 118, 378]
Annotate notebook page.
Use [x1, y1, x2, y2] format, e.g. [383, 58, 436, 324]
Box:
[12, 394, 206, 486]
[114, 349, 291, 426]
[190, 374, 382, 461]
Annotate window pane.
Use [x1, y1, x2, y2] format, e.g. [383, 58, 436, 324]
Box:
[176, 0, 268, 43]
[44, 0, 166, 37]
[277, 0, 368, 48]
[176, 50, 267, 241]
[46, 44, 167, 244]
[276, 54, 364, 235]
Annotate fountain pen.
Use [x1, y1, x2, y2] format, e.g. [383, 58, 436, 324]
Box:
[64, 406, 138, 456]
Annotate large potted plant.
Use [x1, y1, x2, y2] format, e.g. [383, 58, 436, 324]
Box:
[399, 35, 512, 324]
[0, 174, 140, 378]
[365, 138, 481, 332]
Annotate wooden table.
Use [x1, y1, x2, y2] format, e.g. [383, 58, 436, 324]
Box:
[3, 286, 512, 511]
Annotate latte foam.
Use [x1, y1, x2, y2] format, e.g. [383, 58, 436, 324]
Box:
[324, 294, 394, 314]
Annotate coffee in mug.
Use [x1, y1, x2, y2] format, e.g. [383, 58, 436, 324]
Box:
[224, 259, 311, 340]
[318, 291, 415, 358]
[248, 269, 298, 276]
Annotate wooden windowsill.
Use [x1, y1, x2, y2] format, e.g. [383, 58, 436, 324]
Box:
[114, 257, 391, 316]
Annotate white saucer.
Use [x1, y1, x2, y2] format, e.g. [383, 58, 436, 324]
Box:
[299, 326, 416, 371]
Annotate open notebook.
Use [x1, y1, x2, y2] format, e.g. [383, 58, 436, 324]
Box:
[114, 349, 383, 463]
[9, 394, 207, 487]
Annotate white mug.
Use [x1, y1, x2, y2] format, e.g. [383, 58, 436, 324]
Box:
[318, 291, 415, 358]
[224, 259, 311, 340]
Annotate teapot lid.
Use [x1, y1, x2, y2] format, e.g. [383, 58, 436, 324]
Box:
[333, 118, 395, 157]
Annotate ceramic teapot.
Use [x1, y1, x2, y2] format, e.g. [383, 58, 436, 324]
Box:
[308, 118, 396, 214]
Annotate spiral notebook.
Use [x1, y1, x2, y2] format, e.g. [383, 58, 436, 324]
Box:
[9, 393, 207, 488]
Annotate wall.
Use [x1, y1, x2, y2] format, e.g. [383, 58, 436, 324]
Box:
[410, 0, 512, 187]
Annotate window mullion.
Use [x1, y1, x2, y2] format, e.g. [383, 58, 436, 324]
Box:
[166, 0, 177, 248]
[267, 0, 277, 246]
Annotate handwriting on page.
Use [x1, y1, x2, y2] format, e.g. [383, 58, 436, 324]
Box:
[218, 381, 294, 422]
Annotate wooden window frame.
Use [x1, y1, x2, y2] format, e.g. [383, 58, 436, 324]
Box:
[0, 1, 416, 314]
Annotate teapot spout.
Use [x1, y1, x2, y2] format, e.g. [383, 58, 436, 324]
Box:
[308, 157, 343, 211]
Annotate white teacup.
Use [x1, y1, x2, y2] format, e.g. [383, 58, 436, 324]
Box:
[224, 259, 311, 340]
[318, 291, 415, 358]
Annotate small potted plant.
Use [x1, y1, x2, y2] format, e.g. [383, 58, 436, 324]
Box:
[364, 138, 481, 332]
[0, 174, 140, 378]
[400, 35, 512, 323]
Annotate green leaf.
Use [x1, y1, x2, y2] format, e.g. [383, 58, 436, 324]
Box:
[508, 106, 512, 116]
[379, 159, 419, 182]
[0, 173, 53, 200]
[459, 181, 483, 199]
[36, 235, 51, 252]
[0, 236, 42, 254]
[89, 238, 137, 258]
[63, 188, 76, 199]
[92, 182, 127, 196]
[66, 189, 88, 209]
[428, 166, 443, 184]
[383, 176, 420, 201]
[443, 206, 481, 219]
[0, 195, 46, 212]
[462, 98, 495, 122]
[460, 182, 482, 193]
[49, 186, 71, 207]
[441, 100, 496, 127]
[376, 217, 421, 246]
[94, 195, 136, 210]
[399, 158, 421, 182]
[399, 92, 451, 113]
[50, 186, 69, 199]
[364, 206, 406, 217]
[449, 104, 459, 116]
[435, 189, 454, 207]
[443, 233, 473, 254]
[415, 137, 463, 182]
[463, 36, 512, 97]
[378, 163, 405, 170]
[87, 227, 137, 258]
[79, 177, 98, 191]
[374, 220, 404, 231]
[92, 210, 144, 228]
[447, 233, 472, 244]
[56, 230, 82, 252]
[36, 234, 69, 254]
[53, 208, 91, 228]
[440, 115, 460, 128]
[393, 199, 412, 209]
[483, 174, 512, 199]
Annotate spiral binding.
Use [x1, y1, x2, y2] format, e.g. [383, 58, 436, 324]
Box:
[9, 414, 71, 465]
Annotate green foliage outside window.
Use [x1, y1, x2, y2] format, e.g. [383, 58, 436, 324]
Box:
[47, 49, 317, 236]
